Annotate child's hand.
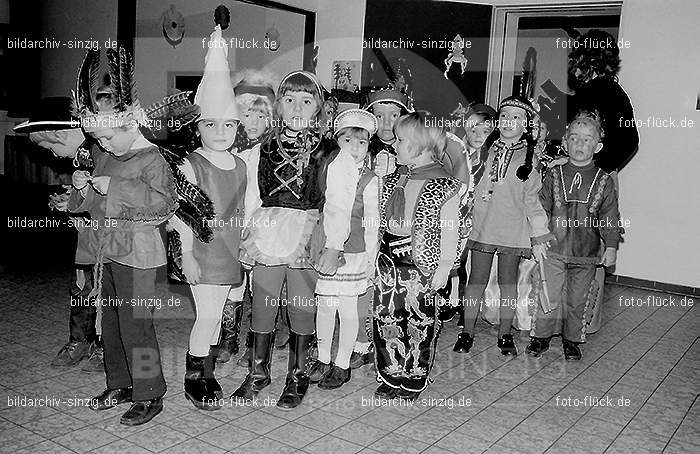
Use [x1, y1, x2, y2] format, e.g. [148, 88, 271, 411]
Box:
[431, 265, 451, 291]
[532, 242, 549, 262]
[317, 248, 342, 276]
[182, 251, 201, 284]
[601, 247, 617, 267]
[90, 176, 111, 195]
[72, 170, 91, 190]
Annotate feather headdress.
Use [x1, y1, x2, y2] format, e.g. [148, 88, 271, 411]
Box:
[72, 47, 147, 132]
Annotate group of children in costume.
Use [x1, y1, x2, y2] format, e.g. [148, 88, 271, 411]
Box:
[15, 14, 624, 426]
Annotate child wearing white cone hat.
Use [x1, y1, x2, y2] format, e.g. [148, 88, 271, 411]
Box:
[168, 15, 247, 411]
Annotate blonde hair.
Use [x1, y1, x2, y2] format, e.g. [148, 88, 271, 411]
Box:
[394, 112, 447, 160]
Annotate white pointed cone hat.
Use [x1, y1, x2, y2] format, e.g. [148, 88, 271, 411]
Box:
[195, 25, 239, 120]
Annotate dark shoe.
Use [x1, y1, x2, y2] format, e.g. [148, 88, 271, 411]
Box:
[89, 387, 132, 410]
[318, 365, 350, 390]
[237, 331, 253, 368]
[205, 349, 223, 400]
[184, 353, 221, 411]
[453, 332, 474, 353]
[307, 360, 332, 383]
[563, 340, 582, 361]
[277, 332, 314, 409]
[349, 350, 373, 369]
[215, 299, 243, 363]
[231, 331, 275, 400]
[457, 310, 465, 329]
[51, 340, 90, 367]
[526, 337, 551, 358]
[81, 343, 104, 373]
[396, 388, 421, 401]
[375, 383, 398, 399]
[497, 334, 518, 356]
[120, 397, 163, 426]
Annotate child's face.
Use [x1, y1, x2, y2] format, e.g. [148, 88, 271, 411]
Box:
[280, 90, 318, 131]
[565, 120, 603, 166]
[372, 103, 402, 142]
[338, 130, 370, 164]
[393, 130, 417, 165]
[90, 127, 138, 156]
[240, 110, 267, 140]
[30, 129, 85, 158]
[464, 114, 493, 150]
[498, 106, 527, 141]
[535, 119, 548, 144]
[197, 119, 238, 151]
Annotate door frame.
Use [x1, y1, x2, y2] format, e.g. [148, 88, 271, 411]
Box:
[485, 1, 623, 108]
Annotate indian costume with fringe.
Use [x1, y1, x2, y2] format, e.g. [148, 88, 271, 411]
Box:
[530, 161, 622, 342]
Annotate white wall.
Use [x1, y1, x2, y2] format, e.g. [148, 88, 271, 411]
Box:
[133, 0, 366, 103]
[615, 0, 700, 287]
[314, 0, 367, 90]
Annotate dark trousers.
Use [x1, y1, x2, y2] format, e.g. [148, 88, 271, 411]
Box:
[101, 262, 166, 401]
[69, 265, 97, 343]
[531, 257, 597, 343]
[251, 265, 317, 334]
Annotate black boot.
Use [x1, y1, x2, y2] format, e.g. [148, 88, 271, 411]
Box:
[237, 330, 253, 368]
[184, 353, 221, 410]
[277, 332, 313, 409]
[205, 348, 223, 401]
[215, 299, 243, 363]
[231, 331, 275, 399]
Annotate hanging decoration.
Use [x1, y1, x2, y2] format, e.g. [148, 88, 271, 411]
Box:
[162, 4, 185, 48]
[443, 34, 468, 79]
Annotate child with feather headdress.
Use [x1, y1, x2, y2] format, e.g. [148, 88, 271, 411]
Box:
[66, 46, 180, 426]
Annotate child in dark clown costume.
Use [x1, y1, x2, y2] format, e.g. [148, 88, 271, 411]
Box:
[307, 109, 380, 389]
[373, 112, 466, 401]
[453, 96, 553, 357]
[169, 21, 247, 411]
[233, 70, 336, 409]
[527, 110, 621, 360]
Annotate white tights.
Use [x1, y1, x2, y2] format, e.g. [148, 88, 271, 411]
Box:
[316, 295, 359, 369]
[188, 284, 231, 357]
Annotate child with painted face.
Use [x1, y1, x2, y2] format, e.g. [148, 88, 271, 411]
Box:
[373, 112, 466, 401]
[308, 109, 380, 389]
[527, 110, 621, 361]
[453, 96, 553, 357]
[212, 69, 278, 366]
[235, 70, 336, 409]
[168, 23, 247, 411]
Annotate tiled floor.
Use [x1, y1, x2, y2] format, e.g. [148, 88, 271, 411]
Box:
[0, 268, 697, 453]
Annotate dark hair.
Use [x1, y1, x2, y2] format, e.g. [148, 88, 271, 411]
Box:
[568, 29, 621, 81]
[480, 105, 537, 182]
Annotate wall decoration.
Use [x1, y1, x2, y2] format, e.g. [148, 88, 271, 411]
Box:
[444, 34, 469, 79]
[265, 25, 280, 51]
[332, 60, 360, 91]
[161, 4, 185, 48]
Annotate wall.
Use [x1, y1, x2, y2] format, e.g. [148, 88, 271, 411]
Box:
[40, 0, 118, 97]
[614, 0, 700, 287]
[314, 0, 366, 90]
[134, 0, 309, 105]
